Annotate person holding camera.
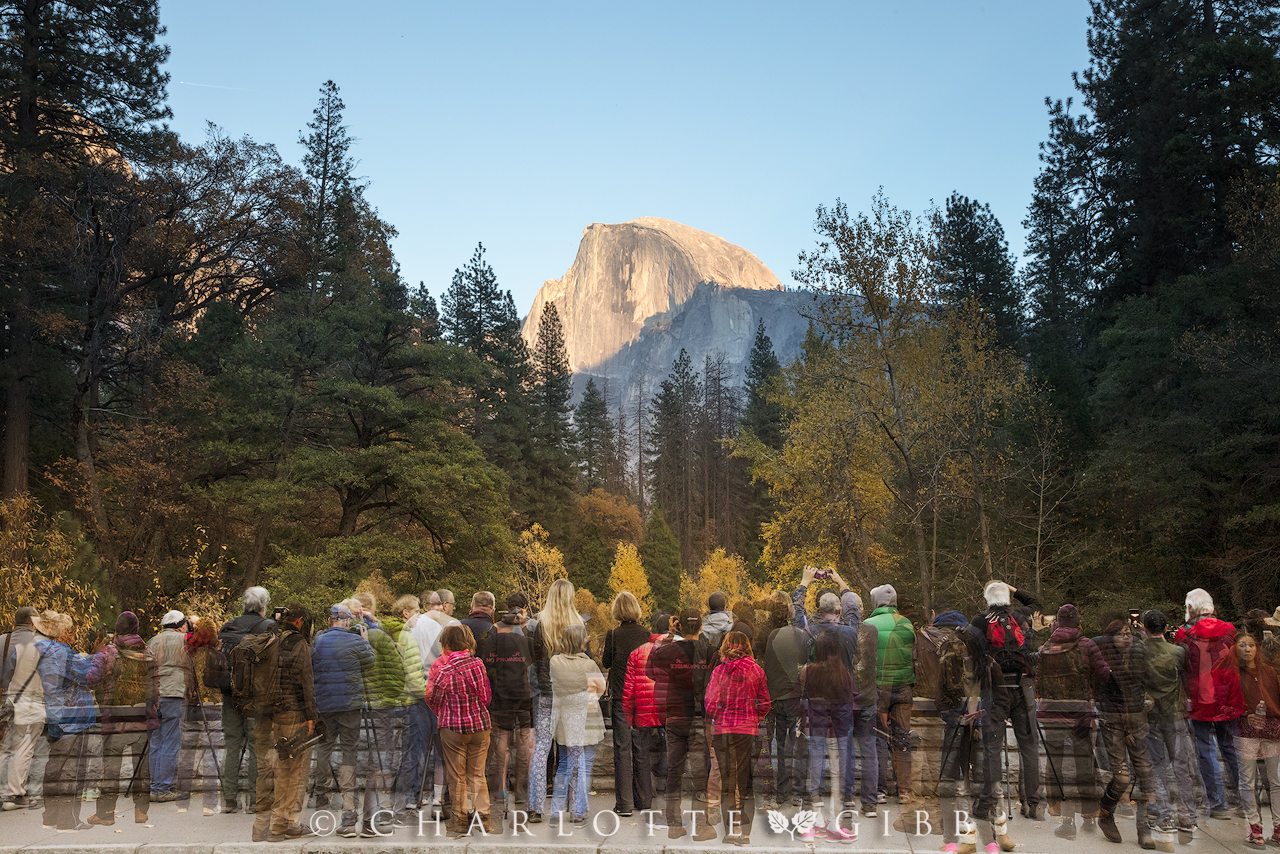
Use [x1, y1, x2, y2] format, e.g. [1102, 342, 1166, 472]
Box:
[147, 609, 191, 802]
[310, 604, 373, 837]
[250, 602, 317, 843]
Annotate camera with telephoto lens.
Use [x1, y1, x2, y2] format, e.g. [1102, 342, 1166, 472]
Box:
[275, 720, 326, 760]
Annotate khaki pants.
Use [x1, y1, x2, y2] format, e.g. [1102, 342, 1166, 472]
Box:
[441, 728, 491, 823]
[252, 711, 310, 833]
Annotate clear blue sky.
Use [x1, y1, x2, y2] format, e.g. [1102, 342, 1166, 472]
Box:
[158, 0, 1091, 316]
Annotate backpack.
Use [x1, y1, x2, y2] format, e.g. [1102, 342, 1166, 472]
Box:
[985, 610, 1027, 675]
[913, 625, 968, 711]
[1036, 639, 1089, 702]
[217, 616, 271, 694]
[229, 629, 280, 717]
[111, 646, 152, 707]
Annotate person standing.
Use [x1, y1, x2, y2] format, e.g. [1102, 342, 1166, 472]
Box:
[86, 611, 159, 826]
[460, 592, 497, 651]
[548, 624, 606, 828]
[147, 609, 190, 802]
[602, 591, 651, 817]
[866, 583, 917, 812]
[215, 587, 273, 814]
[481, 608, 532, 824]
[1, 607, 45, 812]
[426, 625, 496, 836]
[1175, 588, 1245, 822]
[310, 604, 373, 837]
[1141, 609, 1195, 847]
[176, 617, 225, 816]
[35, 612, 95, 831]
[249, 603, 318, 843]
[763, 588, 814, 812]
[705, 630, 770, 845]
[527, 579, 584, 824]
[622, 611, 671, 815]
[382, 596, 427, 825]
[1236, 629, 1280, 849]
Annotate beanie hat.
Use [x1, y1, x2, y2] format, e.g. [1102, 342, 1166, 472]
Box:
[1056, 604, 1080, 629]
[116, 611, 140, 635]
[870, 584, 897, 609]
[161, 609, 187, 628]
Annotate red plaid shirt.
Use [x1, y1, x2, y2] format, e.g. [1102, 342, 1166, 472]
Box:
[705, 655, 770, 735]
[425, 650, 492, 733]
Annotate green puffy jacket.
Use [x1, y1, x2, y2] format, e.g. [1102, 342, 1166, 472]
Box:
[362, 619, 407, 709]
[382, 615, 426, 702]
[866, 606, 916, 688]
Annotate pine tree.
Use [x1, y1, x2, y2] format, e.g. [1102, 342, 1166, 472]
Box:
[646, 349, 702, 569]
[640, 507, 683, 615]
[531, 302, 576, 486]
[1, 0, 170, 499]
[575, 378, 610, 489]
[936, 192, 1022, 350]
[742, 318, 785, 451]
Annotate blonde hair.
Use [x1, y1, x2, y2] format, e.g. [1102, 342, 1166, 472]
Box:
[539, 578, 584, 655]
[611, 591, 642, 623]
[354, 591, 376, 614]
[392, 594, 420, 615]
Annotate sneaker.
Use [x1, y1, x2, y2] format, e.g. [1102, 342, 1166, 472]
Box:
[943, 845, 960, 854]
[985, 845, 1001, 854]
[1250, 824, 1267, 850]
[1054, 819, 1076, 840]
[25, 797, 41, 810]
[1210, 808, 1232, 820]
[799, 825, 820, 843]
[878, 792, 888, 804]
[151, 791, 178, 803]
[82, 788, 100, 802]
[0, 801, 15, 812]
[223, 799, 240, 814]
[826, 824, 857, 843]
[338, 823, 360, 838]
[863, 805, 878, 818]
[1270, 824, 1280, 849]
[571, 815, 588, 829]
[203, 806, 220, 816]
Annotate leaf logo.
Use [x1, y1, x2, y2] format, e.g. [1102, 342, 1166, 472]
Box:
[767, 809, 818, 841]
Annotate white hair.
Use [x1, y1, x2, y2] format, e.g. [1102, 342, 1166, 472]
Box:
[1185, 588, 1214, 623]
[243, 586, 270, 616]
[984, 581, 1012, 608]
[818, 592, 841, 616]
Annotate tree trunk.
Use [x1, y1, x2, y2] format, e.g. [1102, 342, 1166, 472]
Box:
[2, 317, 32, 499]
[972, 455, 994, 581]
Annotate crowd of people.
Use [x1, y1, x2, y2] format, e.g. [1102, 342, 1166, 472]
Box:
[1, 571, 1278, 852]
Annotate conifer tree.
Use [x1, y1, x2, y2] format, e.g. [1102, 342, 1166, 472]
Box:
[575, 378, 610, 489]
[936, 192, 1022, 350]
[646, 349, 702, 569]
[640, 507, 683, 615]
[531, 302, 576, 486]
[742, 318, 785, 451]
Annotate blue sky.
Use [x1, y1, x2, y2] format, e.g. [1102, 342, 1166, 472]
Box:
[158, 1, 1090, 316]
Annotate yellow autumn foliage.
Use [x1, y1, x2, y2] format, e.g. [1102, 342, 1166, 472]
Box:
[608, 542, 652, 618]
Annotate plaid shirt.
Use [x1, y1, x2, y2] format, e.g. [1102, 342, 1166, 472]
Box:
[705, 655, 770, 735]
[425, 650, 491, 733]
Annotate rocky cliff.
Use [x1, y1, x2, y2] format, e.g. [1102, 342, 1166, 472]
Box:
[521, 217, 785, 372]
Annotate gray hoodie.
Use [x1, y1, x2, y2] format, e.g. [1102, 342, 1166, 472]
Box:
[701, 610, 735, 650]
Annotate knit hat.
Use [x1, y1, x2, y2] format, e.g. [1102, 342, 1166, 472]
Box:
[870, 584, 897, 609]
[161, 609, 187, 628]
[1056, 604, 1080, 629]
[116, 611, 140, 635]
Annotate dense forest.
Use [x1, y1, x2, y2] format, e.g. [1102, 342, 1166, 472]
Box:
[3, 0, 1280, 634]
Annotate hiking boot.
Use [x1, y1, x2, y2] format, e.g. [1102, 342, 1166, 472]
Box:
[1136, 818, 1154, 850]
[669, 824, 687, 839]
[693, 824, 718, 841]
[86, 814, 114, 827]
[1098, 808, 1122, 843]
[1153, 822, 1177, 853]
[223, 798, 240, 814]
[135, 808, 148, 824]
[251, 823, 270, 842]
[1210, 807, 1232, 820]
[1054, 818, 1076, 840]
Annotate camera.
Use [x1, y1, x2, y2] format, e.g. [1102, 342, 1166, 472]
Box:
[815, 569, 832, 581]
[275, 720, 326, 760]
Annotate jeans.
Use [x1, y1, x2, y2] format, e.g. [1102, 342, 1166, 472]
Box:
[220, 697, 258, 807]
[550, 744, 595, 819]
[1146, 717, 1196, 826]
[42, 731, 87, 830]
[314, 710, 360, 819]
[878, 686, 914, 800]
[769, 700, 806, 802]
[527, 696, 554, 815]
[149, 696, 183, 794]
[1190, 718, 1240, 812]
[394, 701, 433, 816]
[176, 703, 222, 809]
[1042, 720, 1098, 817]
[665, 720, 711, 825]
[849, 705, 878, 809]
[806, 708, 850, 807]
[1241, 752, 1280, 827]
[1100, 710, 1156, 811]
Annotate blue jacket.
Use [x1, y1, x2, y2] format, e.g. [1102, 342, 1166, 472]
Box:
[311, 626, 375, 715]
[36, 638, 95, 739]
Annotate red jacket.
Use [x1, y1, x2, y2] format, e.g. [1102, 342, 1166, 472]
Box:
[623, 634, 665, 728]
[1176, 617, 1245, 722]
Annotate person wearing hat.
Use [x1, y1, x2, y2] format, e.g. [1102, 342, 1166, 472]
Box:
[310, 603, 373, 837]
[865, 583, 917, 811]
[1, 606, 47, 812]
[1036, 604, 1111, 839]
[34, 612, 95, 830]
[86, 611, 160, 826]
[146, 609, 191, 802]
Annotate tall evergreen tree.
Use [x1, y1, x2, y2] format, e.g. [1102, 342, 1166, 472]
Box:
[640, 507, 683, 615]
[575, 378, 610, 490]
[742, 318, 785, 451]
[528, 301, 576, 517]
[936, 192, 1022, 349]
[646, 349, 702, 569]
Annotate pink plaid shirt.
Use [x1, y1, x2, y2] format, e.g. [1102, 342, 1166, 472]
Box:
[705, 655, 770, 735]
[425, 650, 492, 733]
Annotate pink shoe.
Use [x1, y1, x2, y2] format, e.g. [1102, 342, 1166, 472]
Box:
[825, 824, 857, 843]
[942, 845, 960, 853]
[985, 845, 1000, 854]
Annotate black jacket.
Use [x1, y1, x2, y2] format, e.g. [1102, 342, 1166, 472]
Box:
[602, 620, 650, 701]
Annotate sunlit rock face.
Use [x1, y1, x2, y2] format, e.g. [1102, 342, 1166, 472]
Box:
[522, 218, 817, 416]
[522, 217, 784, 372]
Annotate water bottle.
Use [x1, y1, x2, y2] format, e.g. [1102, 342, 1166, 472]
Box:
[1258, 700, 1268, 717]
